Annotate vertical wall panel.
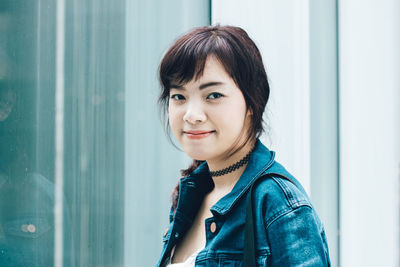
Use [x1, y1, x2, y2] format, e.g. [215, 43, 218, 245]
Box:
[339, 0, 400, 266]
[309, 1, 339, 266]
[64, 1, 126, 266]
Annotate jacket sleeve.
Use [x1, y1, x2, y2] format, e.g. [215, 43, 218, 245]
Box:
[266, 205, 331, 266]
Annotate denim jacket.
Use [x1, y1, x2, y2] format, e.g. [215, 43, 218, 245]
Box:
[157, 140, 331, 266]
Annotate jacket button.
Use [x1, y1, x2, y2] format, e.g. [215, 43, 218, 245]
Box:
[163, 228, 169, 237]
[27, 224, 36, 233]
[210, 222, 217, 233]
[174, 232, 180, 239]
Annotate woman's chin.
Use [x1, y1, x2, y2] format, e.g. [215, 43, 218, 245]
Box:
[188, 154, 208, 161]
[184, 148, 212, 161]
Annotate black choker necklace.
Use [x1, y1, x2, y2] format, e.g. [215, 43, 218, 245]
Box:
[209, 150, 253, 177]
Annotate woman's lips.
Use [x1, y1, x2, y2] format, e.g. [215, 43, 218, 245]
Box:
[184, 130, 215, 139]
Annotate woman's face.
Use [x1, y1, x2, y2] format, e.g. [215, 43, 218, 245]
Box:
[168, 56, 251, 162]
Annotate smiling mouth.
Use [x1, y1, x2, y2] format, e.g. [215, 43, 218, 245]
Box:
[183, 130, 215, 139]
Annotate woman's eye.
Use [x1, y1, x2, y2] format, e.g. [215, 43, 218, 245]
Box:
[207, 92, 224, 100]
[170, 94, 185, 100]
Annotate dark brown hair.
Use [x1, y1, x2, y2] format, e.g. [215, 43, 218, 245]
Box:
[158, 25, 270, 209]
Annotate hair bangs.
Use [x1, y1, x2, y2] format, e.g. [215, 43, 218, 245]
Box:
[160, 31, 237, 91]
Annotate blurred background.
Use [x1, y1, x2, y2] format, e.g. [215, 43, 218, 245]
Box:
[0, 0, 398, 266]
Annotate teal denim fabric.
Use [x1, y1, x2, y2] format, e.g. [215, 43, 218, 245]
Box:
[157, 140, 331, 266]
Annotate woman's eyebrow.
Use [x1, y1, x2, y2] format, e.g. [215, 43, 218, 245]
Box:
[170, 81, 225, 90]
[199, 81, 224, 90]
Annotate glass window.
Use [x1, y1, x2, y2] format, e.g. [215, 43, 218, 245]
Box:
[0, 0, 209, 266]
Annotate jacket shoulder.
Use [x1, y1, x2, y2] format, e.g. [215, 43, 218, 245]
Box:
[251, 166, 313, 228]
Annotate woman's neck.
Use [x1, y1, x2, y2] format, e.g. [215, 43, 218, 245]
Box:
[206, 141, 254, 191]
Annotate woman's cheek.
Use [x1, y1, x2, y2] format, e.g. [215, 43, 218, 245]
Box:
[168, 109, 181, 138]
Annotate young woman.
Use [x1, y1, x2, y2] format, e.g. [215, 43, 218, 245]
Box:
[156, 25, 331, 267]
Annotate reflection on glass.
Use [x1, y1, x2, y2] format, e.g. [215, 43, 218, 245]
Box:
[0, 86, 72, 266]
[0, 1, 61, 265]
[0, 0, 124, 266]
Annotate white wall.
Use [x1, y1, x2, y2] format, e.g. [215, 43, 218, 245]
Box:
[338, 0, 400, 266]
[213, 0, 400, 266]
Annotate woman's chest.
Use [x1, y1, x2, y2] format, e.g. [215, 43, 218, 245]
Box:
[171, 192, 220, 263]
[170, 196, 269, 266]
[170, 205, 269, 267]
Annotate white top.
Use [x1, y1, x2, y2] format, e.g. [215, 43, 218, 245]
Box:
[166, 245, 203, 267]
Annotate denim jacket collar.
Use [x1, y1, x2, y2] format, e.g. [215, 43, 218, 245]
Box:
[184, 139, 275, 217]
[210, 139, 275, 215]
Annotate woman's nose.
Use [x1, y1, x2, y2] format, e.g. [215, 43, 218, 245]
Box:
[183, 104, 206, 124]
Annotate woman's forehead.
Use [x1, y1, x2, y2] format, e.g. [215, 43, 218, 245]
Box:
[174, 56, 231, 84]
